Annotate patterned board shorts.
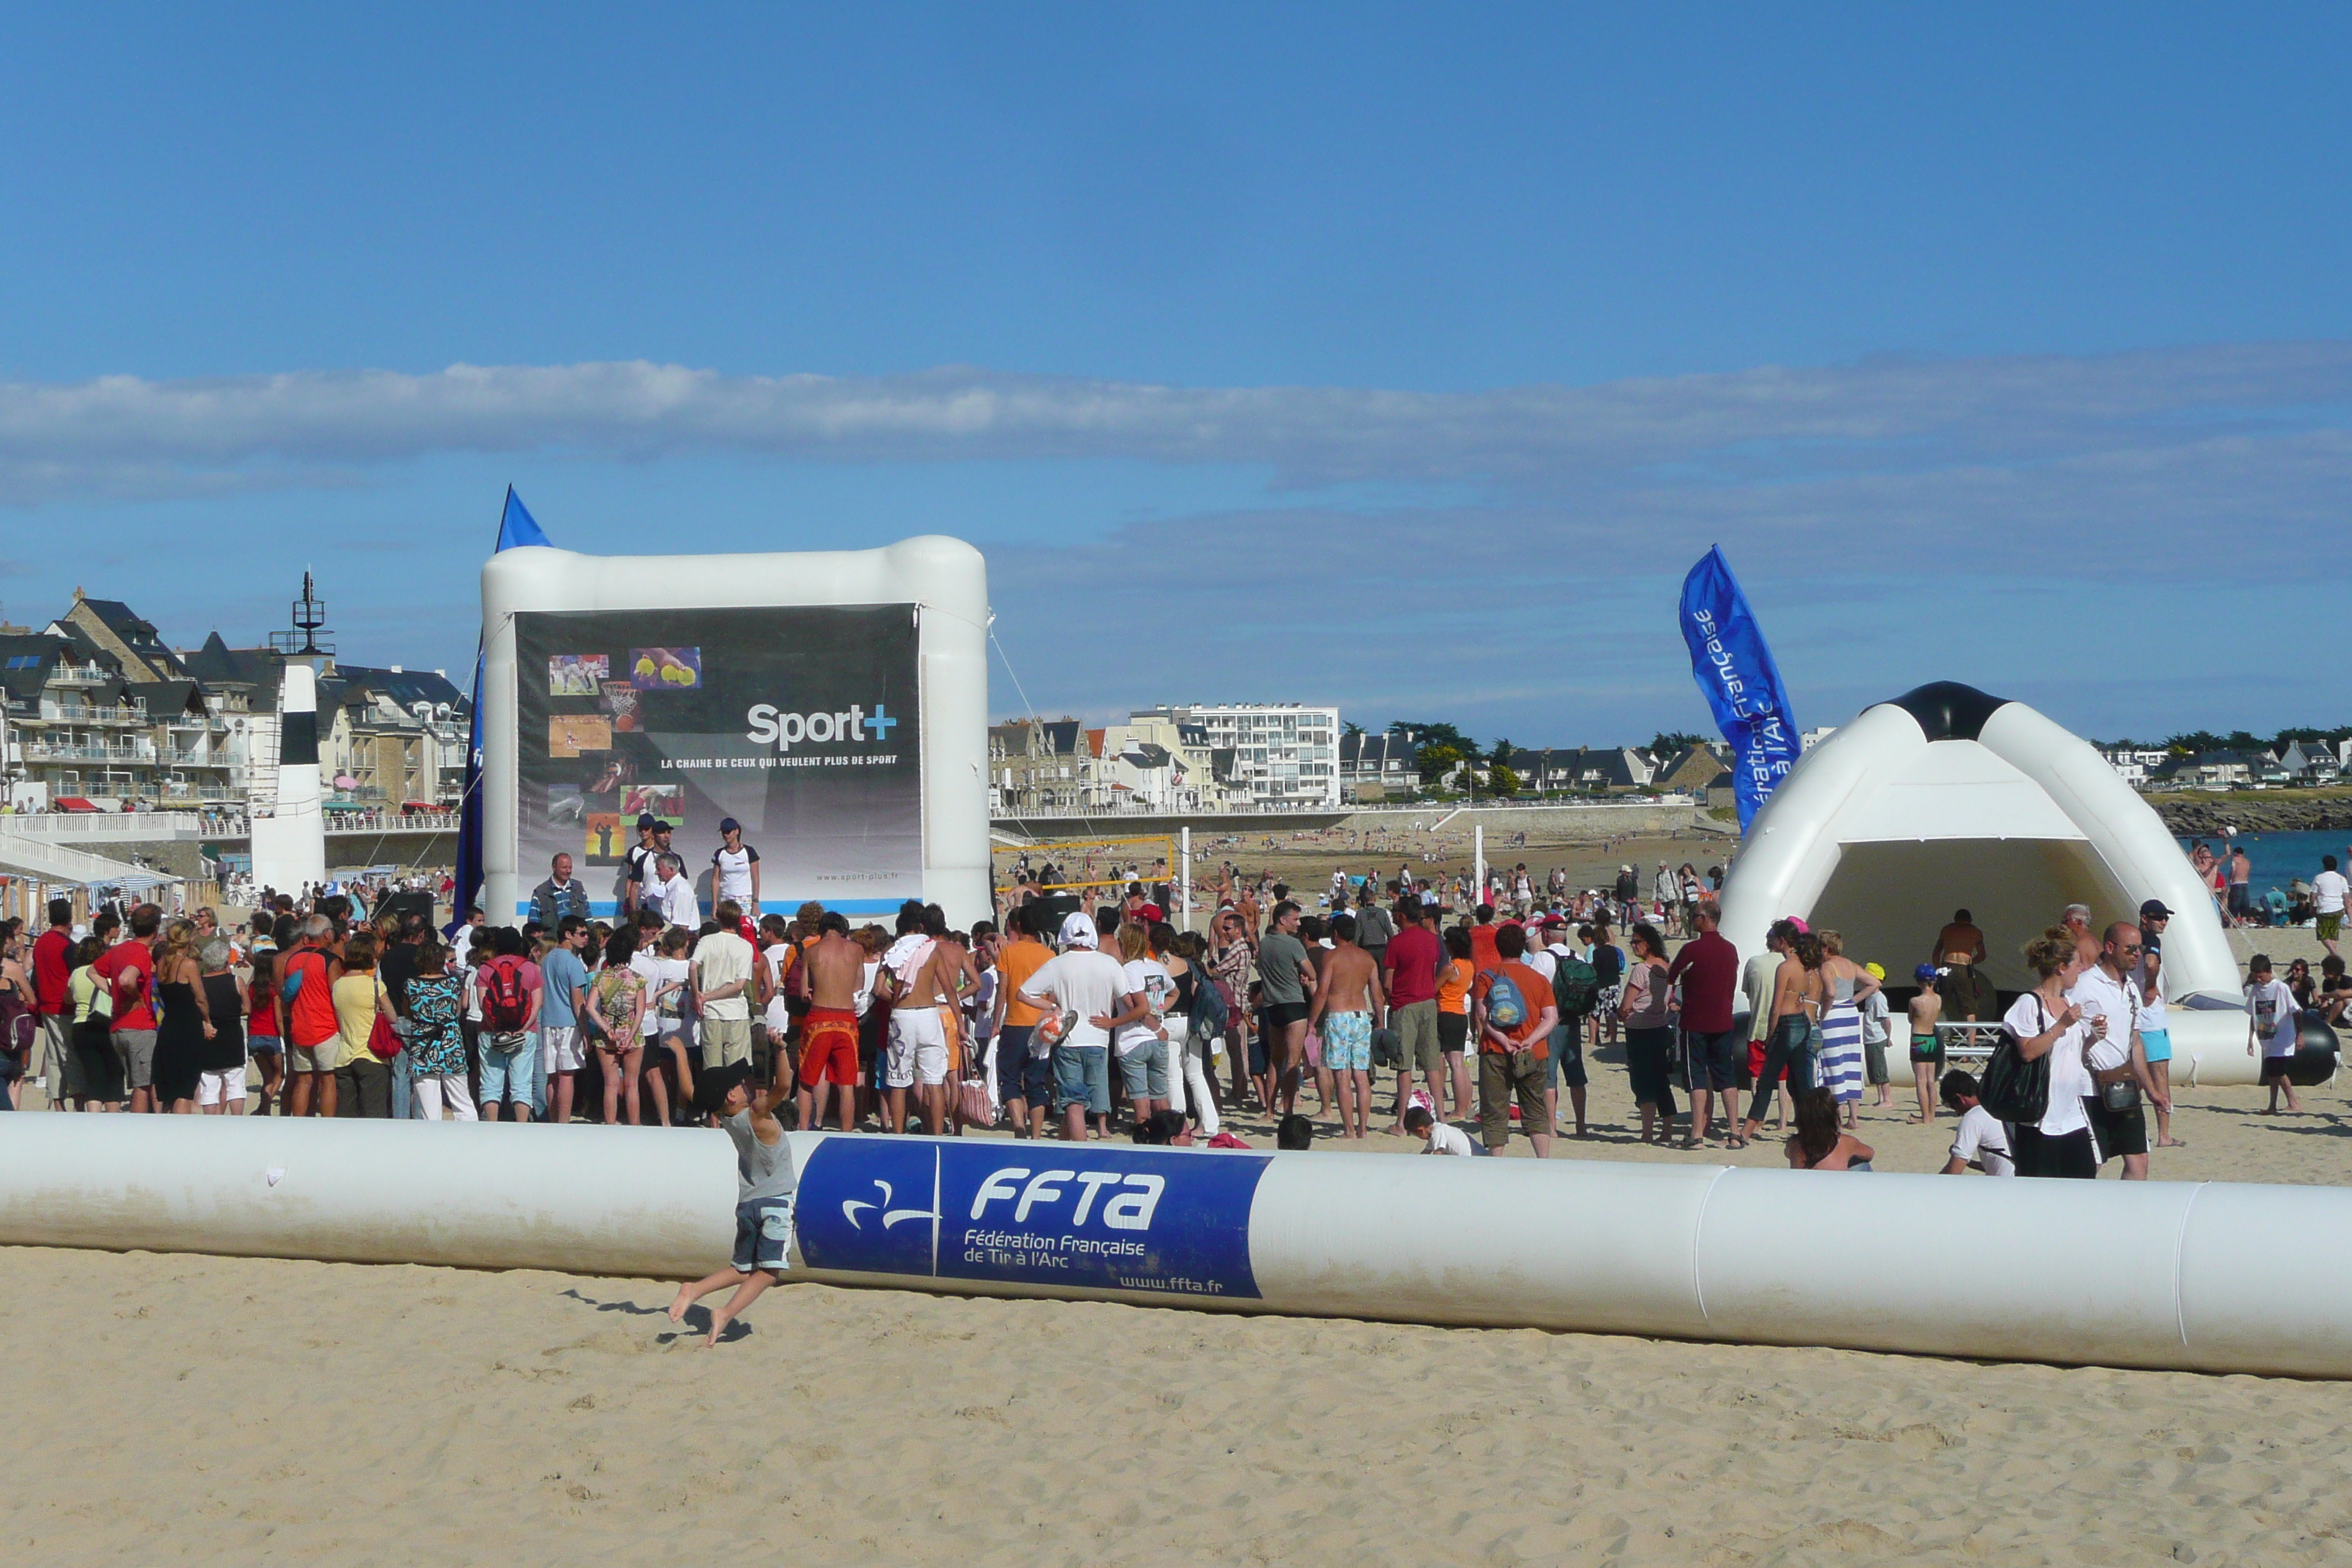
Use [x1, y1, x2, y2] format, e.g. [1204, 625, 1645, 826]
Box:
[1322, 1010, 1373, 1071]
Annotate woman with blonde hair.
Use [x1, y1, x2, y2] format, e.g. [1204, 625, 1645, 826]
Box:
[1814, 930, 1882, 1129]
[151, 921, 214, 1114]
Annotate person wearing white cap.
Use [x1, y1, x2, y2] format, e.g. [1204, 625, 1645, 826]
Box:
[1058, 910, 1098, 951]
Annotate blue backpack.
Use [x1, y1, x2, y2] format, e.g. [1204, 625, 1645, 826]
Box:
[1485, 971, 1529, 1030]
[1190, 972, 1229, 1041]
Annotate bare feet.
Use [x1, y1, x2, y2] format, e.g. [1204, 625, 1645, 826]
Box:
[666, 1286, 694, 1324]
[703, 1311, 732, 1347]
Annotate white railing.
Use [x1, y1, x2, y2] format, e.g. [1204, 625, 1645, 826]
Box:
[39, 702, 147, 725]
[0, 811, 208, 840]
[47, 663, 114, 685]
[23, 741, 157, 763]
[321, 809, 459, 833]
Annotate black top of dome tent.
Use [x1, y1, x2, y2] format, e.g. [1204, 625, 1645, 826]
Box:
[1869, 682, 2013, 743]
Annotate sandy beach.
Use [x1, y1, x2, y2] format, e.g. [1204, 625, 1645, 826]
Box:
[11, 1070, 2352, 1564]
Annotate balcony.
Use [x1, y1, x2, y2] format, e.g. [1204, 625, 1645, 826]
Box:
[47, 663, 114, 686]
[39, 701, 148, 726]
[24, 739, 157, 764]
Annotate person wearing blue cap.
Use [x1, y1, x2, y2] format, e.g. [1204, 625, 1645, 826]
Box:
[1907, 962, 1945, 1123]
[711, 818, 761, 919]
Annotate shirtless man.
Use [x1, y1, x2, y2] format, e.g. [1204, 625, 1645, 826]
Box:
[1307, 911, 1385, 1140]
[1907, 963, 1944, 1124]
[889, 908, 973, 1137]
[2062, 903, 2100, 971]
[795, 912, 866, 1133]
[1740, 930, 1827, 1148]
[1931, 908, 1986, 968]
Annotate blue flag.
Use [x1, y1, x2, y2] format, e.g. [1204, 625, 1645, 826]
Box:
[452, 488, 551, 928]
[1678, 546, 1799, 832]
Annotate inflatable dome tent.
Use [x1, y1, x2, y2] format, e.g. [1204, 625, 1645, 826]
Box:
[1719, 682, 2264, 1085]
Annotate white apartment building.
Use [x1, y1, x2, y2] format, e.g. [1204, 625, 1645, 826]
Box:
[1135, 704, 1341, 810]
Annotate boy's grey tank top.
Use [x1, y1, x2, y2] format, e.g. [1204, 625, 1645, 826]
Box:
[727, 1111, 796, 1202]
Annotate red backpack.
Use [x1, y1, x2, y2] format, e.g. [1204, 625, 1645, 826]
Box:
[479, 957, 530, 1034]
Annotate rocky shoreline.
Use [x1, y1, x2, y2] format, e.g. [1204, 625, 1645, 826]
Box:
[2153, 795, 2352, 836]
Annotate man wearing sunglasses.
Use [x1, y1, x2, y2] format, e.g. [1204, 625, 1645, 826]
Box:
[2065, 920, 2169, 1180]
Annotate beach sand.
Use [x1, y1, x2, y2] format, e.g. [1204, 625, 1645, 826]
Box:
[10, 1073, 2352, 1564]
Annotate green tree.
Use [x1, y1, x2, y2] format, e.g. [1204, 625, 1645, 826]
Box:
[1391, 720, 1468, 752]
[1650, 730, 1707, 755]
[1341, 720, 1365, 739]
[1488, 763, 1522, 796]
[1417, 742, 1464, 788]
[1488, 736, 1516, 764]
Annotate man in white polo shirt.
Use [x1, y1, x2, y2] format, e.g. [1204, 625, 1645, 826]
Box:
[2315, 855, 2349, 957]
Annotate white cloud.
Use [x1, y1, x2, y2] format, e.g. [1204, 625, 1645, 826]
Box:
[4, 342, 2352, 504]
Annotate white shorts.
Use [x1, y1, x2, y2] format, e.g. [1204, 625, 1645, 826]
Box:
[197, 1066, 247, 1107]
[885, 1008, 950, 1088]
[542, 1026, 584, 1074]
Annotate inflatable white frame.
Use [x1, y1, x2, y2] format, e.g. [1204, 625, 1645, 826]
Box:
[1720, 683, 2255, 1083]
[10, 1118, 2352, 1379]
[480, 536, 992, 927]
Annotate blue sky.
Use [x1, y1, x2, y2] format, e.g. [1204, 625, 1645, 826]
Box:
[4, 5, 2350, 745]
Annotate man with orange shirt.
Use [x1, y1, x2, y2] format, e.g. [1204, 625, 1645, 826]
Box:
[1472, 923, 1557, 1157]
[280, 914, 346, 1118]
[990, 904, 1056, 1137]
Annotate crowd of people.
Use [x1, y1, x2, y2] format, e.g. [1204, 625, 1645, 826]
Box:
[10, 827, 2332, 1195]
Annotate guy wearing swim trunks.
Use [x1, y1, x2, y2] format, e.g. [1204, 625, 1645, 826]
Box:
[1906, 964, 1943, 1125]
[794, 912, 865, 1133]
[1307, 911, 1384, 1141]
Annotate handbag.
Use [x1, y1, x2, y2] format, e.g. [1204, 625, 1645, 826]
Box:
[366, 984, 402, 1062]
[1980, 996, 2052, 1124]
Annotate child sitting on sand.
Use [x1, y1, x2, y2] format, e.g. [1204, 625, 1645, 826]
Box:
[1403, 1103, 1480, 1156]
[667, 1064, 796, 1346]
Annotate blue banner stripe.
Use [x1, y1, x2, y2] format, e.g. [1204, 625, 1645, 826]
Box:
[794, 1137, 1267, 1300]
[1678, 546, 1800, 832]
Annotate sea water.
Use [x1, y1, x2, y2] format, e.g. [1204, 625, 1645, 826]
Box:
[2172, 827, 2351, 903]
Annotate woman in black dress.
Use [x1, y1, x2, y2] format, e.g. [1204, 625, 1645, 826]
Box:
[151, 921, 214, 1115]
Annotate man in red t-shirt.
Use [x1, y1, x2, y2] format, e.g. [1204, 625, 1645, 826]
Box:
[1381, 898, 1446, 1134]
[29, 898, 74, 1109]
[1665, 898, 1743, 1147]
[1471, 923, 1557, 1156]
[1469, 905, 1501, 976]
[281, 916, 347, 1118]
[94, 904, 162, 1113]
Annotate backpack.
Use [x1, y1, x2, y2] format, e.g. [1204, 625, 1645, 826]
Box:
[479, 957, 530, 1034]
[1190, 971, 1229, 1040]
[1550, 952, 1599, 1019]
[1485, 971, 1529, 1030]
[282, 949, 322, 1003]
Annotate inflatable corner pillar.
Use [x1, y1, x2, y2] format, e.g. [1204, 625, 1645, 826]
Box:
[1721, 682, 2255, 1085]
[249, 659, 328, 894]
[480, 536, 992, 929]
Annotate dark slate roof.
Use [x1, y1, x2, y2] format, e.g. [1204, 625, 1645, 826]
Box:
[335, 664, 468, 715]
[124, 679, 206, 717]
[184, 632, 281, 690]
[0, 634, 70, 708]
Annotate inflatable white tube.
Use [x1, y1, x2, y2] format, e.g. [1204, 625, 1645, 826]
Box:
[0, 1116, 736, 1277]
[11, 1121, 2352, 1379]
[780, 1133, 2352, 1378]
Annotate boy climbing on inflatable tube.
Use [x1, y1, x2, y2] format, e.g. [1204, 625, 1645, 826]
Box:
[668, 1064, 798, 1346]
